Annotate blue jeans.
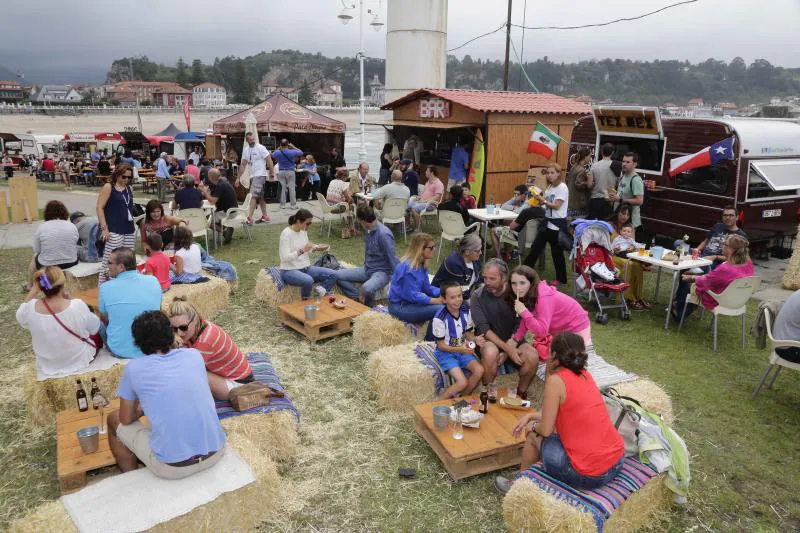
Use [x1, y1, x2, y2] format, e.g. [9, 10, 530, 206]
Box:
[674, 280, 699, 320]
[540, 434, 624, 490]
[335, 267, 390, 307]
[388, 301, 443, 323]
[280, 266, 337, 298]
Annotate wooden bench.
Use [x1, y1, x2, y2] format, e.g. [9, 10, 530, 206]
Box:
[414, 393, 528, 480]
[278, 296, 371, 342]
[56, 399, 149, 494]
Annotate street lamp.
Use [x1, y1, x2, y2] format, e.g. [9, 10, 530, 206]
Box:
[338, 0, 383, 162]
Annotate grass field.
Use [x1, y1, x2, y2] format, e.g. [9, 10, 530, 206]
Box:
[1, 219, 799, 531]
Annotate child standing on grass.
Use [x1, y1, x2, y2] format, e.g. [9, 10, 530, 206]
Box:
[143, 233, 171, 292]
[303, 154, 320, 201]
[432, 280, 484, 399]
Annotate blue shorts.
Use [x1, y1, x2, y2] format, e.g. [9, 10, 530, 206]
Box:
[409, 200, 435, 213]
[435, 350, 478, 373]
[540, 434, 624, 490]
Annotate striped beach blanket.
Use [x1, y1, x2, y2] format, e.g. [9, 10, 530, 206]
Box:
[518, 458, 659, 532]
[265, 266, 285, 291]
[413, 342, 447, 394]
[535, 344, 638, 389]
[215, 352, 300, 423]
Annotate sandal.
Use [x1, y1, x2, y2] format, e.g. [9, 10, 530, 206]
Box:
[638, 299, 652, 309]
[627, 299, 646, 311]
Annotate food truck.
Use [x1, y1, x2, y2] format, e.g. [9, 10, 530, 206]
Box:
[569, 106, 800, 250]
[62, 132, 122, 156]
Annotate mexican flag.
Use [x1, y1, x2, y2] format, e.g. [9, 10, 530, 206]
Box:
[527, 122, 560, 159]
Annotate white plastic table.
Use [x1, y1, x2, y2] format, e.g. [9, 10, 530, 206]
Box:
[625, 252, 713, 330]
[468, 208, 519, 258]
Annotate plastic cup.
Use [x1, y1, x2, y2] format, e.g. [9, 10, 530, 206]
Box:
[432, 406, 450, 431]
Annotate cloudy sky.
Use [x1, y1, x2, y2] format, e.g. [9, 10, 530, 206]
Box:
[2, 0, 798, 83]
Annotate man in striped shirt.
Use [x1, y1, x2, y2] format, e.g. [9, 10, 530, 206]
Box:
[168, 298, 255, 401]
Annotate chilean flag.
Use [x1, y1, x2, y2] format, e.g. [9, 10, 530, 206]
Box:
[668, 137, 735, 177]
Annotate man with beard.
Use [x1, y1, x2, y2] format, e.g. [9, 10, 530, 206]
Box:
[469, 258, 540, 400]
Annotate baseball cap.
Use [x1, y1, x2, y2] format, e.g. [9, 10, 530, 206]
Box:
[69, 211, 85, 223]
[514, 184, 529, 194]
[399, 158, 412, 165]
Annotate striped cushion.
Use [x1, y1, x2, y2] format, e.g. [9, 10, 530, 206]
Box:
[215, 352, 300, 422]
[413, 342, 447, 393]
[518, 457, 659, 532]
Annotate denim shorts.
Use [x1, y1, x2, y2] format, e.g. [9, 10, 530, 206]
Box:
[540, 434, 624, 490]
[435, 350, 478, 373]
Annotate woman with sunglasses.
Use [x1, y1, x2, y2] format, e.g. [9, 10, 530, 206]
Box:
[97, 163, 138, 283]
[279, 209, 337, 299]
[167, 297, 265, 401]
[388, 233, 445, 323]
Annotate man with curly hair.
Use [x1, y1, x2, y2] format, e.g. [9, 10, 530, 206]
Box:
[107, 310, 227, 479]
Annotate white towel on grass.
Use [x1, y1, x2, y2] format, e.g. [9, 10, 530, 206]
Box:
[61, 447, 255, 533]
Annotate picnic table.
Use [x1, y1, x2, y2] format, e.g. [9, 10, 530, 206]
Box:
[626, 251, 712, 330]
[414, 393, 529, 480]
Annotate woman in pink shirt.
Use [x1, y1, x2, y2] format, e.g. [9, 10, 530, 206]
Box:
[506, 265, 591, 356]
[672, 234, 754, 323]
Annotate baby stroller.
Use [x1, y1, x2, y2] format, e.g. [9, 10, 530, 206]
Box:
[570, 219, 631, 324]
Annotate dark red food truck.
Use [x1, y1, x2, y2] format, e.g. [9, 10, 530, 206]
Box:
[570, 106, 800, 253]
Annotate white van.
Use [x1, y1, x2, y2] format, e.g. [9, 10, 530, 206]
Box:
[16, 133, 64, 159]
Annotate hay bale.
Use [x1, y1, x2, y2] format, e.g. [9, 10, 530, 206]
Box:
[63, 264, 101, 295]
[162, 275, 230, 320]
[23, 362, 126, 428]
[503, 474, 671, 533]
[783, 224, 800, 289]
[353, 311, 413, 353]
[367, 342, 437, 413]
[8, 433, 282, 533]
[221, 409, 298, 463]
[255, 269, 301, 308]
[613, 378, 675, 425]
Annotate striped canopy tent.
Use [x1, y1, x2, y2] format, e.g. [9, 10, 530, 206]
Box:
[212, 94, 345, 135]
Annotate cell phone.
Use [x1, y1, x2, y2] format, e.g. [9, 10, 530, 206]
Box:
[452, 399, 469, 410]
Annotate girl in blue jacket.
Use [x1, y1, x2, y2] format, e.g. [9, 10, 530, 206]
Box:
[388, 233, 443, 323]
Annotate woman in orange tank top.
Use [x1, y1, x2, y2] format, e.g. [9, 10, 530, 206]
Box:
[495, 332, 624, 494]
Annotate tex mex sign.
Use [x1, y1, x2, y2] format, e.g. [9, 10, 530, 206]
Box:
[592, 106, 663, 138]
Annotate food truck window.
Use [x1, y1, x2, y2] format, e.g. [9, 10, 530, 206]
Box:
[675, 162, 730, 195]
[23, 140, 34, 147]
[598, 135, 665, 174]
[748, 160, 800, 199]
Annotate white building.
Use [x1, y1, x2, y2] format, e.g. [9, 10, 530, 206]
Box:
[368, 74, 385, 106]
[315, 80, 343, 106]
[192, 82, 227, 107]
[257, 78, 299, 102]
[31, 85, 82, 103]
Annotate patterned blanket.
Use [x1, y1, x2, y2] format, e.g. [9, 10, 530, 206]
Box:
[265, 266, 285, 291]
[413, 342, 447, 393]
[518, 458, 659, 532]
[215, 352, 300, 423]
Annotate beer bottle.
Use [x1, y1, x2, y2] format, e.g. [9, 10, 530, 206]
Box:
[76, 379, 88, 412]
[90, 378, 100, 409]
[479, 387, 489, 414]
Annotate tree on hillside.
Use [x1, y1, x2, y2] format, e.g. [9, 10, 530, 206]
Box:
[176, 57, 188, 86]
[191, 59, 204, 86]
[230, 59, 255, 104]
[106, 56, 159, 83]
[298, 80, 314, 105]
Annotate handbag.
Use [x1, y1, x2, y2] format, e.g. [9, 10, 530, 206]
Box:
[313, 252, 341, 270]
[130, 202, 145, 218]
[601, 387, 642, 457]
[42, 299, 103, 358]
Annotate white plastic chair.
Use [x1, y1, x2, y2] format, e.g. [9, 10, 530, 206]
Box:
[133, 214, 146, 242]
[752, 308, 800, 398]
[497, 219, 539, 265]
[315, 192, 349, 238]
[678, 275, 761, 352]
[219, 192, 253, 242]
[380, 197, 409, 243]
[178, 208, 210, 251]
[437, 210, 480, 262]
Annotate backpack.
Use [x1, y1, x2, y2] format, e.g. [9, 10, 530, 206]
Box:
[313, 252, 341, 270]
[602, 387, 642, 457]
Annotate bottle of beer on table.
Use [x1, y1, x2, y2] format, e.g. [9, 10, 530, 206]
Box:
[90, 378, 100, 409]
[479, 387, 489, 414]
[76, 379, 88, 412]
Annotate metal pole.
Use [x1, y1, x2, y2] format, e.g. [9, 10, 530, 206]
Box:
[358, 0, 367, 161]
[502, 0, 513, 91]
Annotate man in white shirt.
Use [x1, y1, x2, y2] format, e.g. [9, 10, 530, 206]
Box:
[188, 149, 200, 166]
[238, 132, 274, 224]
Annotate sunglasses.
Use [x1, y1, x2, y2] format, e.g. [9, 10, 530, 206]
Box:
[172, 324, 191, 332]
[123, 174, 133, 179]
[424, 245, 436, 251]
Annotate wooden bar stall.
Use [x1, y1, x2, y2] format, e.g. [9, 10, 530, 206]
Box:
[377, 89, 591, 204]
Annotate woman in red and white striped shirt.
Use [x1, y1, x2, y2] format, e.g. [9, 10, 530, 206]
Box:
[168, 297, 254, 400]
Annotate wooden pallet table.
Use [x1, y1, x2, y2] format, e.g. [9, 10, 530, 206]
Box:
[278, 296, 370, 342]
[414, 394, 531, 481]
